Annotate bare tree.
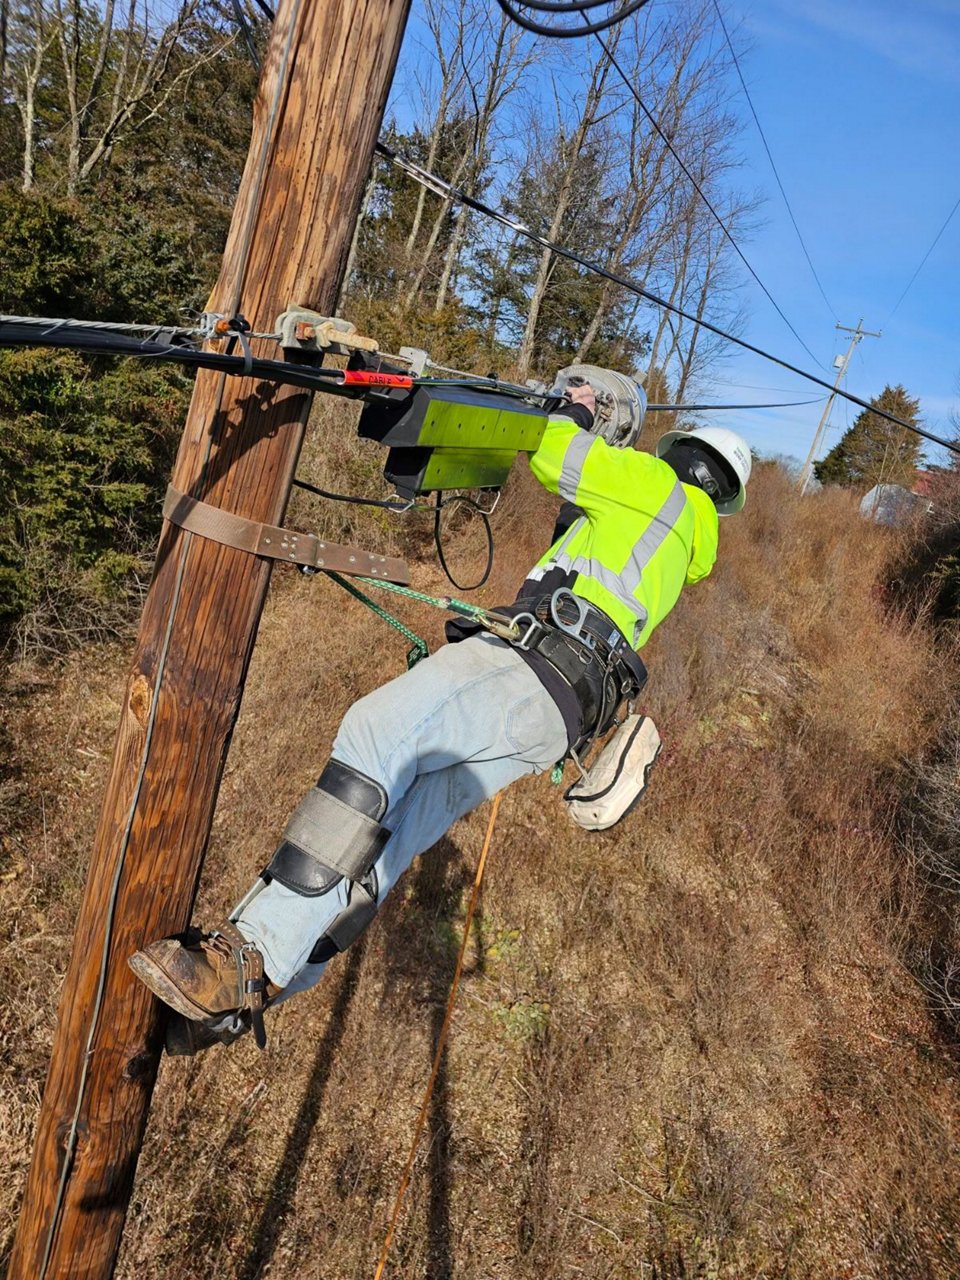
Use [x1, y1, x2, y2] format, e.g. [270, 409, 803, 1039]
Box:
[515, 35, 623, 379]
[8, 0, 54, 191]
[572, 4, 715, 363]
[400, 0, 477, 270]
[402, 10, 537, 312]
[6, 0, 237, 194]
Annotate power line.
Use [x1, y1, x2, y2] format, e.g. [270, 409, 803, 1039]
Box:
[375, 143, 960, 457]
[710, 0, 838, 322]
[229, 0, 260, 71]
[649, 397, 826, 410]
[0, 317, 826, 416]
[710, 377, 815, 393]
[587, 25, 826, 369]
[883, 192, 960, 327]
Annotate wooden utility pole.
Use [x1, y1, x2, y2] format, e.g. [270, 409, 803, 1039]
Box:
[797, 319, 881, 494]
[9, 0, 411, 1275]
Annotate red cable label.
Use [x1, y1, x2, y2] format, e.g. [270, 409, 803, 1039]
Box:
[342, 370, 414, 388]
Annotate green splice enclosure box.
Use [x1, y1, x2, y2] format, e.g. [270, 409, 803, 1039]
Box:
[357, 385, 548, 496]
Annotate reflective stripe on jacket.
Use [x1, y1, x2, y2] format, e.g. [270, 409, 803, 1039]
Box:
[527, 415, 719, 648]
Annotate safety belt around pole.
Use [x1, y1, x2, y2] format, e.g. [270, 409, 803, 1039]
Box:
[162, 483, 410, 584]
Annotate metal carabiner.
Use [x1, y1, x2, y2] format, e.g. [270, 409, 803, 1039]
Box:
[548, 588, 596, 649]
[506, 610, 544, 650]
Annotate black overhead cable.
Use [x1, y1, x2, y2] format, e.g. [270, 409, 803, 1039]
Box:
[710, 0, 838, 323]
[587, 23, 826, 370]
[0, 317, 826, 415]
[493, 0, 652, 39]
[883, 192, 960, 327]
[375, 143, 960, 457]
[0, 316, 365, 397]
[229, 0, 260, 71]
[648, 397, 826, 411]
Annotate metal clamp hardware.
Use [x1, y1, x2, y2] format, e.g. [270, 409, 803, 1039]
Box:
[384, 493, 418, 514]
[470, 488, 502, 517]
[504, 610, 542, 650]
[276, 307, 379, 356]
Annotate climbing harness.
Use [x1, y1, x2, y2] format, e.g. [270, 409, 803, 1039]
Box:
[373, 792, 503, 1280]
[336, 578, 648, 768]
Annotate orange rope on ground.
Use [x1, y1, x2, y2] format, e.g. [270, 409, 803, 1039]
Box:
[372, 791, 503, 1280]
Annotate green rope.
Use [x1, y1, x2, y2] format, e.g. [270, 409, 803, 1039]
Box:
[327, 572, 429, 668]
[326, 572, 509, 670]
[328, 575, 569, 780]
[356, 576, 489, 620]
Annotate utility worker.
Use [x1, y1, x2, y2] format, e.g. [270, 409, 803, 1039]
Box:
[130, 384, 751, 1052]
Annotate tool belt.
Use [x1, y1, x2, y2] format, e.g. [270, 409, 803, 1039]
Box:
[502, 589, 647, 752]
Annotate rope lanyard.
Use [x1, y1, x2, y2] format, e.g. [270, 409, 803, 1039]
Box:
[324, 571, 514, 670]
[326, 573, 429, 668]
[372, 792, 503, 1280]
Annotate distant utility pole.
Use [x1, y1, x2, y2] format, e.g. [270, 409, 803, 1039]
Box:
[797, 319, 882, 494]
[9, 1, 411, 1277]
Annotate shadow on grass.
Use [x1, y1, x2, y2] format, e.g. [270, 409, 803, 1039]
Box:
[237, 940, 366, 1280]
[228, 830, 483, 1280]
[378, 834, 485, 1280]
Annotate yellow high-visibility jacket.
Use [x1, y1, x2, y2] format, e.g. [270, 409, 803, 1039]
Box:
[526, 415, 718, 648]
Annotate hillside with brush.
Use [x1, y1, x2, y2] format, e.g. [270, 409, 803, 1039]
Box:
[3, 415, 960, 1278]
[3, 0, 960, 1273]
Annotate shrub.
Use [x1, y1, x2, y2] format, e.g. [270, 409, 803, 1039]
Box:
[0, 346, 189, 650]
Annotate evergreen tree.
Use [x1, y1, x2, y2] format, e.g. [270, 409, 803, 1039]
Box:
[814, 384, 923, 492]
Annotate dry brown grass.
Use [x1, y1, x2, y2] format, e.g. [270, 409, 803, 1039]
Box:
[3, 445, 960, 1279]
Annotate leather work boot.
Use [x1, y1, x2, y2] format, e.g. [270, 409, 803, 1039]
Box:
[128, 921, 280, 1049]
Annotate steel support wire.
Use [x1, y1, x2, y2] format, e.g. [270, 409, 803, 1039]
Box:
[375, 144, 960, 457]
[0, 315, 366, 400]
[709, 0, 838, 323]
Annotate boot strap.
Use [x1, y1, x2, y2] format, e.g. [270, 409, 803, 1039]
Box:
[215, 921, 268, 1050]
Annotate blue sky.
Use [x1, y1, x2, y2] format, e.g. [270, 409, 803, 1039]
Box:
[690, 0, 960, 464]
[389, 0, 960, 466]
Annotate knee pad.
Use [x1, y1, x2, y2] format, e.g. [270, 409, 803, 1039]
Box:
[266, 760, 390, 897]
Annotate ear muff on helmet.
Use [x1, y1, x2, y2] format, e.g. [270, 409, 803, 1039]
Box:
[655, 426, 750, 514]
[661, 441, 739, 507]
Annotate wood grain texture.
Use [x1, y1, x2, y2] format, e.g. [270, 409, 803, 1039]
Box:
[8, 0, 411, 1275]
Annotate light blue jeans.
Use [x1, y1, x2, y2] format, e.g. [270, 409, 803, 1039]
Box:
[234, 635, 568, 991]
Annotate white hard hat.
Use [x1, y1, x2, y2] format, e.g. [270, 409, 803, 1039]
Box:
[655, 426, 752, 515]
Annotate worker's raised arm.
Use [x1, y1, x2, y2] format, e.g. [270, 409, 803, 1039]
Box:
[528, 407, 600, 501]
[528, 406, 649, 523]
